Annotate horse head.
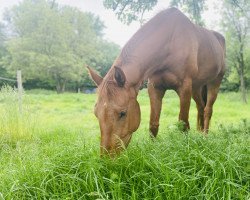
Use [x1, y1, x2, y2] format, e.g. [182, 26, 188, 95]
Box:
[88, 66, 141, 155]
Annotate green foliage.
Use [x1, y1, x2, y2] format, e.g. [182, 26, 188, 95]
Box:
[1, 0, 120, 92]
[103, 0, 206, 25]
[103, 0, 158, 25]
[170, 0, 206, 25]
[95, 40, 120, 77]
[0, 23, 5, 47]
[0, 89, 249, 199]
[221, 0, 250, 101]
[0, 23, 13, 87]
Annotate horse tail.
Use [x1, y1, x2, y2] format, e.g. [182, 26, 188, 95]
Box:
[202, 85, 207, 106]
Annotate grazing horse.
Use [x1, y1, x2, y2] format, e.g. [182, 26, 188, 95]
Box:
[88, 8, 225, 155]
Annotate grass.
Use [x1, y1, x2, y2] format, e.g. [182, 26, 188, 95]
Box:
[0, 86, 249, 199]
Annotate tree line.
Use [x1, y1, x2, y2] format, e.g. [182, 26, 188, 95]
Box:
[0, 0, 249, 103]
[0, 0, 120, 93]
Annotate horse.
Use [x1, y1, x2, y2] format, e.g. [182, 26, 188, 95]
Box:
[88, 8, 226, 155]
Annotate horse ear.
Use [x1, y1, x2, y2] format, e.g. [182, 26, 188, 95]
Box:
[114, 66, 126, 87]
[86, 66, 103, 86]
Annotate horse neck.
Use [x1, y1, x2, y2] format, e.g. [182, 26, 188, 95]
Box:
[117, 30, 163, 87]
[119, 59, 154, 90]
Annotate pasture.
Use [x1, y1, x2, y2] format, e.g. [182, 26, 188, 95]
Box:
[0, 86, 249, 199]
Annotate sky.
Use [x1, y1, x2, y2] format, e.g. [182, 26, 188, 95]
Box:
[0, 0, 222, 46]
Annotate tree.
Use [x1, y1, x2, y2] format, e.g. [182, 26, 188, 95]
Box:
[4, 0, 77, 92]
[0, 23, 6, 66]
[79, 39, 120, 89]
[103, 0, 206, 25]
[170, 0, 205, 25]
[103, 0, 157, 25]
[0, 23, 11, 85]
[222, 0, 250, 103]
[3, 0, 113, 92]
[0, 23, 5, 46]
[95, 40, 120, 76]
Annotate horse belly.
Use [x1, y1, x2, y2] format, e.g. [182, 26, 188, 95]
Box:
[149, 70, 182, 90]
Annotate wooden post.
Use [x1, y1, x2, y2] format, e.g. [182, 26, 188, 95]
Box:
[17, 70, 22, 114]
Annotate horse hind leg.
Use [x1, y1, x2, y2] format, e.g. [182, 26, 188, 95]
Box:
[204, 79, 222, 133]
[148, 82, 166, 138]
[192, 86, 206, 131]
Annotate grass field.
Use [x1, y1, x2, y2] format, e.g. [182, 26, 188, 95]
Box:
[0, 86, 249, 199]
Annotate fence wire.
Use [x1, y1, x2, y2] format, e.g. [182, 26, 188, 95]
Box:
[0, 77, 16, 82]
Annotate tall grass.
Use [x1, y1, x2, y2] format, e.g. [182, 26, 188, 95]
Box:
[0, 86, 38, 142]
[0, 88, 249, 199]
[0, 126, 249, 199]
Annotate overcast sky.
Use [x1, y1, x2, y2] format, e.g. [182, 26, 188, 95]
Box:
[0, 0, 222, 46]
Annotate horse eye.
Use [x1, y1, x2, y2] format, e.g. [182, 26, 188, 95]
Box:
[119, 111, 127, 119]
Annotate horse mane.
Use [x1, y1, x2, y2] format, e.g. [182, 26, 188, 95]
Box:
[98, 71, 119, 98]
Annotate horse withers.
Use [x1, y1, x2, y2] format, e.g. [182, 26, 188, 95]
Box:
[88, 8, 226, 155]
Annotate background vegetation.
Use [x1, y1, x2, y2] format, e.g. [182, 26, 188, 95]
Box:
[0, 0, 120, 93]
[0, 0, 249, 100]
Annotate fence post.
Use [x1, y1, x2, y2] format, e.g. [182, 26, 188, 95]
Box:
[17, 70, 22, 114]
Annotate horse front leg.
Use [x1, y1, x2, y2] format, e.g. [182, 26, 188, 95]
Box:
[148, 81, 166, 138]
[177, 78, 192, 131]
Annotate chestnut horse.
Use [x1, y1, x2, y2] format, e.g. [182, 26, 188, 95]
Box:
[88, 8, 225, 155]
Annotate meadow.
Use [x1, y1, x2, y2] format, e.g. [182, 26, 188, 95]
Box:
[0, 86, 249, 199]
